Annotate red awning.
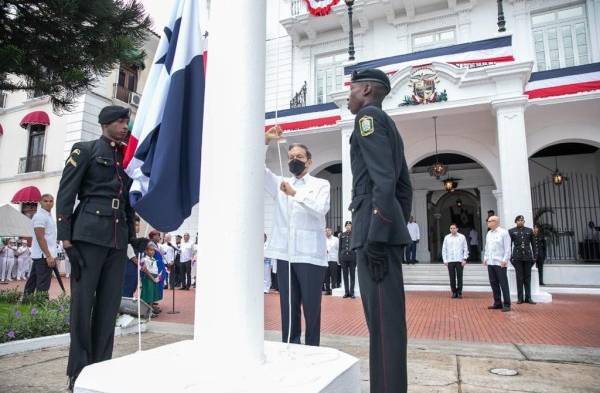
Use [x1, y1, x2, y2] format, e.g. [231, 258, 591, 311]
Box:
[20, 111, 50, 129]
[11, 186, 42, 204]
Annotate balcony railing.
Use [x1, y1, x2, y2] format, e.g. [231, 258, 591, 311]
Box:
[18, 155, 45, 174]
[290, 81, 307, 108]
[291, 0, 304, 16]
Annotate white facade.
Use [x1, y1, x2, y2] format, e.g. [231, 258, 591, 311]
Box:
[1, 1, 599, 267]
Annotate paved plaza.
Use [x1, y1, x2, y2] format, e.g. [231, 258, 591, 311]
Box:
[1, 280, 600, 392]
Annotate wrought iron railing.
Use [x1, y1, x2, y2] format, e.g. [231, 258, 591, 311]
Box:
[290, 81, 307, 108]
[18, 154, 45, 173]
[291, 0, 304, 16]
[531, 173, 600, 262]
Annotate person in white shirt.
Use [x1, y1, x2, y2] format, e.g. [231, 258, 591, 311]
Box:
[442, 224, 469, 298]
[324, 228, 339, 295]
[1, 239, 18, 282]
[405, 216, 420, 264]
[265, 126, 330, 346]
[179, 233, 194, 290]
[24, 194, 57, 295]
[483, 216, 512, 312]
[160, 234, 176, 289]
[468, 228, 479, 261]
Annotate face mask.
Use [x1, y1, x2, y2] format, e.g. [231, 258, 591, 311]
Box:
[288, 159, 306, 176]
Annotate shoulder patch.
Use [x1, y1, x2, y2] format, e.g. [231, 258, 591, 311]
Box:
[65, 148, 81, 167]
[359, 115, 374, 137]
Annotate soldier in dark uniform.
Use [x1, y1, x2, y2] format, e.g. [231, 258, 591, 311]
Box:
[56, 105, 136, 390]
[532, 224, 546, 286]
[338, 220, 356, 298]
[508, 215, 536, 304]
[347, 69, 412, 393]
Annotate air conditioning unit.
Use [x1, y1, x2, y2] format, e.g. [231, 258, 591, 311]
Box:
[129, 92, 142, 107]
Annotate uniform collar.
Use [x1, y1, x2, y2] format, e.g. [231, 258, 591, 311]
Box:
[100, 135, 127, 151]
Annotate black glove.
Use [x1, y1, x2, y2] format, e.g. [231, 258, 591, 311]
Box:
[366, 242, 388, 283]
[65, 245, 83, 282]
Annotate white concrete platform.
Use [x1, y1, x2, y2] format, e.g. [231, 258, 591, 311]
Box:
[75, 340, 360, 393]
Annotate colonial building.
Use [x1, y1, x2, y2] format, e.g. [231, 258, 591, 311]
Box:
[0, 34, 159, 217]
[241, 0, 600, 269]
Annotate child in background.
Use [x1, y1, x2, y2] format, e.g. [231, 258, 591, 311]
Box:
[140, 244, 161, 316]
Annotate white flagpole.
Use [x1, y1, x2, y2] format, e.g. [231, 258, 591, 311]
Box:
[195, 0, 266, 366]
[137, 252, 142, 352]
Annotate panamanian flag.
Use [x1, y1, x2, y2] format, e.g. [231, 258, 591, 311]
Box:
[124, 0, 206, 232]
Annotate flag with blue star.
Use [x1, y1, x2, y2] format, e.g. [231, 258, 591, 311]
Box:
[124, 0, 207, 231]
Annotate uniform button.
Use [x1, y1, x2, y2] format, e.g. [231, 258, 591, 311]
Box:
[117, 162, 121, 166]
[58, 217, 62, 221]
[115, 219, 119, 223]
[373, 209, 378, 215]
[110, 141, 116, 147]
[96, 210, 100, 214]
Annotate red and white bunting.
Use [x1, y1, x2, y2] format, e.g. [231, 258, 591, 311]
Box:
[303, 0, 340, 16]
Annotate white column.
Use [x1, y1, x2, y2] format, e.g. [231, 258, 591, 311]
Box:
[195, 0, 266, 365]
[341, 125, 353, 226]
[412, 189, 431, 262]
[492, 98, 533, 226]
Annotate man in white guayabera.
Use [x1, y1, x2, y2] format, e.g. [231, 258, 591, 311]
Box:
[264, 125, 330, 346]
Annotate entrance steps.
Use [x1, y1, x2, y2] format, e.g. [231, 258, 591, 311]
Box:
[403, 263, 489, 286]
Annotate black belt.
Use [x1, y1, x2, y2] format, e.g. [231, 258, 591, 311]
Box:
[352, 183, 372, 198]
[84, 196, 125, 211]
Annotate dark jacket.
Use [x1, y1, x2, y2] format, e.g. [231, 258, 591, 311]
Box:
[339, 230, 354, 260]
[56, 136, 136, 250]
[349, 105, 412, 249]
[532, 234, 547, 260]
[508, 226, 534, 261]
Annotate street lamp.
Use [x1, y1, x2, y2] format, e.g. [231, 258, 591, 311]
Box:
[345, 0, 355, 61]
[442, 177, 460, 192]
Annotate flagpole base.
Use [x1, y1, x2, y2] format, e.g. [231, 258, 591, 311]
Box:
[74, 340, 360, 393]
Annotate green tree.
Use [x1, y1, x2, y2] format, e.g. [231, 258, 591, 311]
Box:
[0, 0, 151, 111]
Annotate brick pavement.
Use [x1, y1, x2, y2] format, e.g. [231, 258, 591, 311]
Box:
[4, 279, 600, 347]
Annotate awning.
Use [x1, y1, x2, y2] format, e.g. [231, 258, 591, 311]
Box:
[11, 186, 42, 204]
[20, 110, 50, 129]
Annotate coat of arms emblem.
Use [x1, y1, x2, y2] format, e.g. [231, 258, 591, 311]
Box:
[401, 67, 448, 106]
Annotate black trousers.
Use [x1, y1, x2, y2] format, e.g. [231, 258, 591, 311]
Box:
[324, 261, 338, 291]
[180, 261, 191, 289]
[67, 242, 126, 378]
[487, 265, 511, 307]
[276, 260, 326, 346]
[512, 259, 533, 301]
[336, 264, 342, 287]
[536, 257, 545, 285]
[469, 245, 479, 261]
[357, 246, 407, 393]
[447, 262, 464, 294]
[341, 256, 357, 295]
[24, 258, 52, 296]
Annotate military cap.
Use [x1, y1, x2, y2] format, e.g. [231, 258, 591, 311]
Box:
[351, 68, 391, 94]
[148, 230, 161, 238]
[514, 215, 525, 223]
[345, 221, 352, 226]
[98, 105, 130, 125]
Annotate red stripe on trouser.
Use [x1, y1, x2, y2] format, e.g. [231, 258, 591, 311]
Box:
[378, 283, 388, 392]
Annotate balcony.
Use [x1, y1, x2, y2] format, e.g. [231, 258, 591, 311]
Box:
[281, 0, 475, 47]
[18, 155, 45, 174]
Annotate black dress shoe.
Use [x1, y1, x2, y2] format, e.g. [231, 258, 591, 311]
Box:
[325, 290, 332, 296]
[488, 305, 502, 309]
[517, 300, 524, 304]
[458, 293, 463, 299]
[452, 293, 458, 298]
[526, 299, 536, 304]
[502, 306, 511, 312]
[351, 294, 356, 299]
[343, 294, 350, 298]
